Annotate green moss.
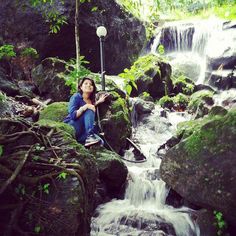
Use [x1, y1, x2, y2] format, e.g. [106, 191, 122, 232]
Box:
[39, 102, 68, 122]
[188, 90, 214, 112]
[182, 108, 236, 158]
[37, 119, 75, 137]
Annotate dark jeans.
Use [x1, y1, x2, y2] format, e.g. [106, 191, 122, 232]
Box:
[67, 109, 103, 145]
[67, 109, 95, 143]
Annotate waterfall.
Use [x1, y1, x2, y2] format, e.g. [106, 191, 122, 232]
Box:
[91, 104, 199, 236]
[151, 18, 225, 85]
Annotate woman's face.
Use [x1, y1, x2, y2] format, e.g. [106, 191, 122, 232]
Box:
[80, 79, 94, 94]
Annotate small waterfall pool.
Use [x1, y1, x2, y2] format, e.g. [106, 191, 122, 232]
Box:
[91, 104, 200, 236]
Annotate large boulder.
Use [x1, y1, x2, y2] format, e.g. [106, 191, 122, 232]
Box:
[31, 58, 71, 102]
[0, 118, 98, 236]
[0, 0, 146, 74]
[91, 148, 128, 196]
[209, 69, 236, 90]
[160, 109, 236, 225]
[97, 91, 132, 153]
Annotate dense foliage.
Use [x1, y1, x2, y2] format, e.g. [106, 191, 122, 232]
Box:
[116, 0, 236, 22]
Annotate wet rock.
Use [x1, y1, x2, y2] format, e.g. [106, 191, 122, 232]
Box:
[0, 65, 19, 96]
[208, 106, 228, 117]
[98, 91, 132, 153]
[195, 209, 218, 236]
[91, 148, 128, 197]
[160, 109, 236, 226]
[188, 90, 215, 118]
[209, 69, 236, 90]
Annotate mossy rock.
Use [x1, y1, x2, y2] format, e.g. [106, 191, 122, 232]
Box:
[188, 90, 214, 111]
[39, 102, 68, 122]
[159, 95, 174, 109]
[172, 75, 195, 95]
[208, 106, 228, 117]
[161, 108, 236, 225]
[188, 90, 214, 117]
[37, 119, 75, 138]
[98, 92, 131, 153]
[91, 148, 128, 192]
[119, 53, 173, 99]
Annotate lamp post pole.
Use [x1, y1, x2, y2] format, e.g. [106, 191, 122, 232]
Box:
[99, 36, 105, 91]
[96, 26, 107, 91]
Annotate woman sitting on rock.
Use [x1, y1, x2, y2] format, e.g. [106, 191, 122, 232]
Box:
[64, 77, 109, 147]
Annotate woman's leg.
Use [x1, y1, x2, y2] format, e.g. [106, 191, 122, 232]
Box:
[83, 109, 95, 136]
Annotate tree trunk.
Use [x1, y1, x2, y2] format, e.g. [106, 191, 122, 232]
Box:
[75, 0, 80, 71]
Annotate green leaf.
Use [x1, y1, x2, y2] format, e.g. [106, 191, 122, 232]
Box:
[91, 6, 98, 12]
[58, 172, 67, 180]
[125, 84, 132, 95]
[0, 145, 3, 157]
[34, 225, 41, 233]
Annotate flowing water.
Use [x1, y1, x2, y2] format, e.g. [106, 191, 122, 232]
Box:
[91, 103, 200, 236]
[151, 17, 233, 84]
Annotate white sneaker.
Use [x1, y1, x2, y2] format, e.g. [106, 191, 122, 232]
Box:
[84, 134, 100, 147]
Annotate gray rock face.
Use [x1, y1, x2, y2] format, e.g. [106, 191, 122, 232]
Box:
[160, 109, 236, 225]
[0, 0, 146, 74]
[31, 58, 71, 102]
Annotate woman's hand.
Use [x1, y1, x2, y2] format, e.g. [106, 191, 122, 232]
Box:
[96, 93, 109, 106]
[86, 104, 96, 112]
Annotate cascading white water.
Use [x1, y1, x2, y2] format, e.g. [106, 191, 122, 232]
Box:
[91, 103, 200, 236]
[151, 17, 225, 84]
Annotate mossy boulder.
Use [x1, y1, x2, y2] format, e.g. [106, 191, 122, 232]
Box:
[91, 148, 128, 195]
[0, 118, 98, 236]
[37, 119, 75, 137]
[160, 109, 236, 225]
[119, 53, 173, 99]
[39, 102, 68, 122]
[98, 91, 132, 153]
[32, 58, 71, 102]
[188, 90, 215, 117]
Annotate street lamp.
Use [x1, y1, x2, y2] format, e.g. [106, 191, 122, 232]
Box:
[96, 26, 107, 91]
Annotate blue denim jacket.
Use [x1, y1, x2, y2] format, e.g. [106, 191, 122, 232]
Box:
[64, 93, 86, 122]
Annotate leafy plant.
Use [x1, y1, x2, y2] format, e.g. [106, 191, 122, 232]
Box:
[119, 54, 160, 96]
[20, 47, 39, 59]
[213, 211, 227, 236]
[159, 95, 174, 109]
[0, 44, 16, 59]
[57, 172, 68, 180]
[64, 57, 91, 94]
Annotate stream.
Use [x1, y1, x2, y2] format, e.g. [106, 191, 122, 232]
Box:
[91, 104, 200, 236]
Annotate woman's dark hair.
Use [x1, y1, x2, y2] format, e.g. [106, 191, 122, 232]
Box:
[78, 77, 97, 104]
